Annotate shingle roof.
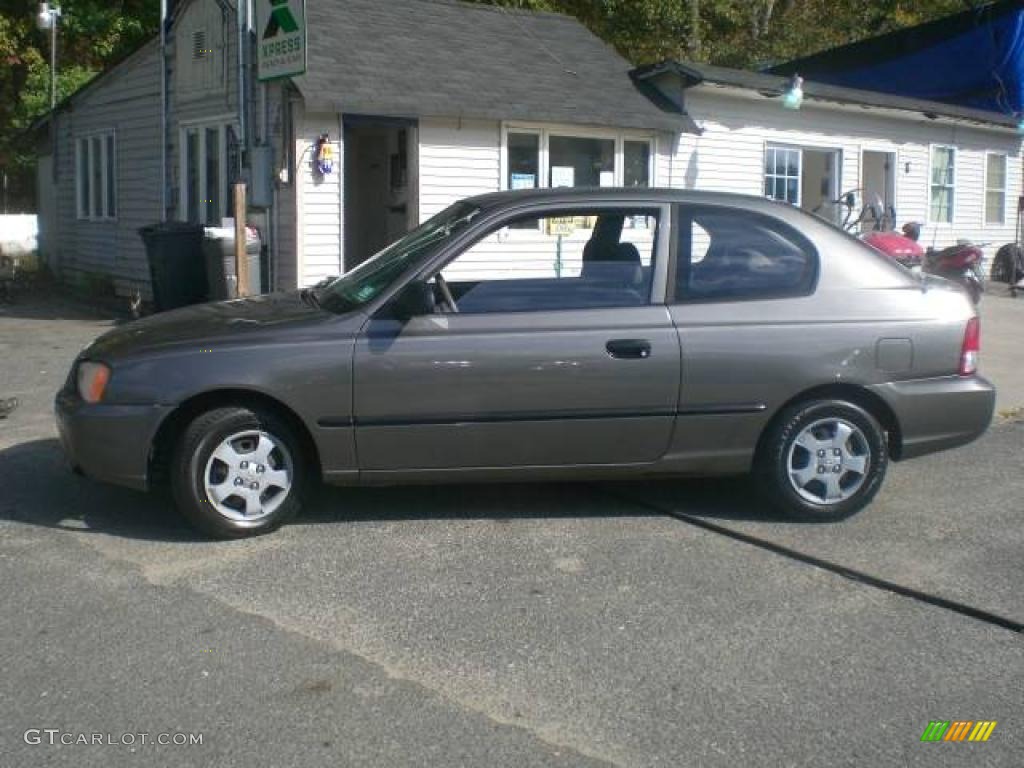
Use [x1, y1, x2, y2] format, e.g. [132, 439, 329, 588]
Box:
[291, 0, 694, 132]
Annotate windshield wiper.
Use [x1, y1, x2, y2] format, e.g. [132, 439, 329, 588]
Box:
[299, 287, 321, 308]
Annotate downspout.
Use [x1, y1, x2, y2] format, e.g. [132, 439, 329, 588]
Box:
[237, 0, 247, 164]
[160, 0, 168, 221]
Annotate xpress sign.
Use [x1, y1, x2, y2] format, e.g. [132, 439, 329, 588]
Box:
[256, 0, 306, 81]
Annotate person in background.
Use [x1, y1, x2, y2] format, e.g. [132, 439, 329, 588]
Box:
[0, 397, 18, 419]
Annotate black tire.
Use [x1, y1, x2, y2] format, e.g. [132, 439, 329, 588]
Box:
[171, 406, 307, 539]
[755, 399, 888, 522]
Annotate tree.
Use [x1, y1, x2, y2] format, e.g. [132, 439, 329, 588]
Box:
[470, 0, 968, 67]
[0, 0, 158, 212]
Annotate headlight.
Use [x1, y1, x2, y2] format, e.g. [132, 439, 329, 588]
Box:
[76, 361, 111, 404]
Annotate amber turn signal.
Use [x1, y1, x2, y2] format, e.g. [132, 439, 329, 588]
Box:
[76, 361, 111, 403]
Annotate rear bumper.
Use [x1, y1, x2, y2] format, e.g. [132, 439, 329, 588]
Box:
[55, 390, 172, 491]
[868, 375, 995, 460]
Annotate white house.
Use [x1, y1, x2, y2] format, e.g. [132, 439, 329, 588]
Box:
[34, 0, 1022, 301]
[635, 61, 1023, 262]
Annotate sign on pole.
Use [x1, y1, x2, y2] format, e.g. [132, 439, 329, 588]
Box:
[255, 0, 307, 81]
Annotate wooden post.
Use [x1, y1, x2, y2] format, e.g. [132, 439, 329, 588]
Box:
[233, 182, 248, 297]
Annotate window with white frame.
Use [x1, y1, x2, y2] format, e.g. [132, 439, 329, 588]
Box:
[504, 127, 653, 192]
[764, 145, 801, 205]
[179, 121, 234, 225]
[930, 146, 956, 223]
[76, 132, 116, 220]
[985, 153, 1007, 225]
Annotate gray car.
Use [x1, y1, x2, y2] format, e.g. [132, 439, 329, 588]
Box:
[56, 189, 995, 538]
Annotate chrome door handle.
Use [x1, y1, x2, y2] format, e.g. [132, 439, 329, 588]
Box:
[606, 339, 652, 359]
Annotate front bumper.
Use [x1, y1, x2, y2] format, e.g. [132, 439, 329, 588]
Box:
[868, 375, 996, 460]
[55, 390, 173, 491]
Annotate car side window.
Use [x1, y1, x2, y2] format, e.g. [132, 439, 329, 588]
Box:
[674, 206, 817, 301]
[432, 209, 659, 314]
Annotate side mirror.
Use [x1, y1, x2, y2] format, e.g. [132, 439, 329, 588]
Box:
[390, 281, 435, 320]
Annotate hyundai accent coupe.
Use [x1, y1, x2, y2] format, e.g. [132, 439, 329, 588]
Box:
[56, 189, 995, 538]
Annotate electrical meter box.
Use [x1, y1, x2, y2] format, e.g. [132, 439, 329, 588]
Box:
[249, 145, 274, 208]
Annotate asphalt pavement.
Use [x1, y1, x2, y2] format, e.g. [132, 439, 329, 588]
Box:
[1, 290, 1021, 767]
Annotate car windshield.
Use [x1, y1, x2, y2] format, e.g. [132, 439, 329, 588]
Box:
[317, 202, 482, 314]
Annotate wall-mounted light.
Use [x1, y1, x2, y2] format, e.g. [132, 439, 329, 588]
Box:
[782, 75, 804, 111]
[313, 133, 334, 177]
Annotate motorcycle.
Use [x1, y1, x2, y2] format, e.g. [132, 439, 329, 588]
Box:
[824, 191, 983, 304]
[900, 222, 985, 305]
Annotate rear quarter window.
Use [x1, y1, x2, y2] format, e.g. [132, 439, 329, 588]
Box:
[674, 205, 818, 302]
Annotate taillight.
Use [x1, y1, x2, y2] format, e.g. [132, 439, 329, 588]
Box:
[959, 317, 980, 376]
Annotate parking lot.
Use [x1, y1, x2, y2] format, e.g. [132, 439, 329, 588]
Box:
[1, 290, 1022, 767]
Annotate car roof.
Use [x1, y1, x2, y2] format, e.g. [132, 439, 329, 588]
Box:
[465, 187, 787, 212]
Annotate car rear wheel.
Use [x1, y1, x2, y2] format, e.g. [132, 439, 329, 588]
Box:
[755, 399, 888, 522]
[171, 406, 307, 538]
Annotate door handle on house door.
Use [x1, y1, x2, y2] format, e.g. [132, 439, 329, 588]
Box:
[606, 339, 652, 359]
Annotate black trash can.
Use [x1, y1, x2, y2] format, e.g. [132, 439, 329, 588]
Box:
[138, 222, 207, 312]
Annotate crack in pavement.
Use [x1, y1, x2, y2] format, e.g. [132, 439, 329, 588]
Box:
[608, 491, 1024, 635]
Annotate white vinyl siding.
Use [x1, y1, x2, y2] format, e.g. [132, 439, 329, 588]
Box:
[419, 117, 502, 222]
[985, 152, 1007, 225]
[670, 88, 1022, 272]
[297, 110, 343, 287]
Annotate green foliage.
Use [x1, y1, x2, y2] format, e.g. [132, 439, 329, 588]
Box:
[0, 0, 158, 210]
[471, 0, 967, 66]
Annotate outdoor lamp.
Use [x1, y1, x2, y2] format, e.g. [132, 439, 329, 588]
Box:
[37, 2, 57, 29]
[36, 2, 61, 108]
[782, 75, 804, 111]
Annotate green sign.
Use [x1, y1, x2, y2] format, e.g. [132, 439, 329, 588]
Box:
[256, 0, 306, 81]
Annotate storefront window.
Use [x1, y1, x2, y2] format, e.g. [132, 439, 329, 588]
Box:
[548, 136, 614, 188]
[504, 127, 655, 196]
[508, 132, 539, 190]
[624, 140, 651, 187]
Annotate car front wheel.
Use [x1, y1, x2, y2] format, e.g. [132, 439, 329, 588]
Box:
[756, 399, 888, 522]
[171, 406, 307, 538]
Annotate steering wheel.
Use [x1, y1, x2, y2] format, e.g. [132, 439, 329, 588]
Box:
[435, 273, 459, 313]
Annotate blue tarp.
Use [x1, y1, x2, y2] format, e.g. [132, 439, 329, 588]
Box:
[771, 1, 1024, 116]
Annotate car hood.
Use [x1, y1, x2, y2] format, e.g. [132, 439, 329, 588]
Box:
[84, 292, 341, 361]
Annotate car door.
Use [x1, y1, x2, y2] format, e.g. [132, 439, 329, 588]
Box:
[352, 203, 680, 472]
[665, 202, 825, 468]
